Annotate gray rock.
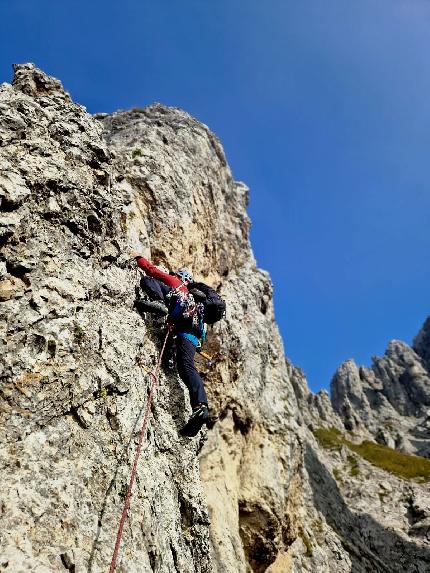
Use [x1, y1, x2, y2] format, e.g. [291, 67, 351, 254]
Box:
[414, 316, 430, 370]
[331, 337, 430, 458]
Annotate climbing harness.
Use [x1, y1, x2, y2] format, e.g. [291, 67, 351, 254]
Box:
[108, 324, 172, 573]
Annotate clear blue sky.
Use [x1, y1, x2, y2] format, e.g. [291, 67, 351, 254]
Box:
[1, 0, 429, 392]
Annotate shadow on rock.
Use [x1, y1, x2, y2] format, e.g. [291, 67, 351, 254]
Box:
[304, 443, 430, 573]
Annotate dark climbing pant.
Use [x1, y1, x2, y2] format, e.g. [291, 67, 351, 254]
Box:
[175, 336, 208, 409]
[140, 276, 171, 301]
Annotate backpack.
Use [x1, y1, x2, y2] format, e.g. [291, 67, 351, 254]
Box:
[188, 282, 226, 324]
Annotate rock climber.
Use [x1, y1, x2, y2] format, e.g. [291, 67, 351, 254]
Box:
[130, 252, 210, 437]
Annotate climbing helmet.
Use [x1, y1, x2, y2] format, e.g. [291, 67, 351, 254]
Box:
[175, 268, 193, 284]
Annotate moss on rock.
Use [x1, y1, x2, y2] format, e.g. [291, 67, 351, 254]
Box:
[314, 427, 430, 481]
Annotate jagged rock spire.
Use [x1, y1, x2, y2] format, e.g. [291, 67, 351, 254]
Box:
[11, 62, 71, 100]
[414, 316, 430, 370]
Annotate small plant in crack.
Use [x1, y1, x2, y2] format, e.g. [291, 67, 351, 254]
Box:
[97, 387, 108, 399]
[132, 147, 143, 158]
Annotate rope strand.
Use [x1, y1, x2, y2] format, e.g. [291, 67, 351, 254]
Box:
[108, 325, 172, 573]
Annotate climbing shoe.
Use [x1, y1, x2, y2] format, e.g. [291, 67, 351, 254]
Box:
[180, 404, 209, 437]
[135, 299, 168, 317]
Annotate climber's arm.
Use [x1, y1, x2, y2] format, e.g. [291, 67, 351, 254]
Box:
[133, 254, 181, 288]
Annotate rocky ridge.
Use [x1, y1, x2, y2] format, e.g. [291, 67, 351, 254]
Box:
[1, 64, 429, 573]
[331, 330, 430, 458]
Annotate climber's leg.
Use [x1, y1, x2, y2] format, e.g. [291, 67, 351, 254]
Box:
[175, 336, 208, 407]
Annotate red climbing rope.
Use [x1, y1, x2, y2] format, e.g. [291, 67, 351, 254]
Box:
[108, 325, 172, 573]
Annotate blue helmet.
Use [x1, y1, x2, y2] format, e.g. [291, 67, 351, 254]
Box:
[176, 268, 193, 284]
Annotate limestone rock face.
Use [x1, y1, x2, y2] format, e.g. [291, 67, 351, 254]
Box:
[100, 105, 313, 572]
[292, 335, 430, 572]
[331, 333, 430, 458]
[304, 439, 430, 573]
[289, 360, 343, 431]
[0, 64, 214, 573]
[1, 64, 429, 573]
[414, 317, 430, 371]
